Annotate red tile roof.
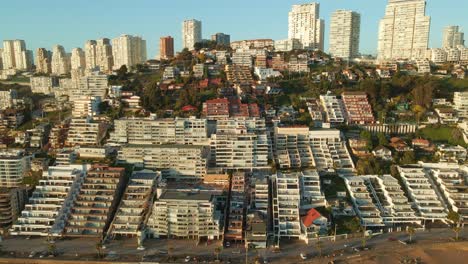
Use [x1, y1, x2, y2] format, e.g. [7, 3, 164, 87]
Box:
[301, 208, 322, 228]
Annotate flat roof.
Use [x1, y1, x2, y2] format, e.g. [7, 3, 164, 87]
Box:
[160, 191, 213, 201]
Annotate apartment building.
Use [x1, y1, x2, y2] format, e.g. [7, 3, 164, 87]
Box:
[10, 165, 89, 236]
[329, 10, 361, 59]
[109, 117, 208, 145]
[72, 96, 101, 118]
[319, 93, 345, 125]
[288, 55, 309, 73]
[443, 26, 465, 49]
[71, 72, 108, 100]
[0, 89, 17, 110]
[35, 48, 52, 74]
[341, 92, 375, 125]
[378, 0, 430, 60]
[225, 65, 254, 85]
[397, 166, 448, 221]
[182, 19, 202, 50]
[51, 45, 71, 75]
[0, 150, 31, 188]
[344, 175, 420, 227]
[271, 173, 302, 244]
[30, 76, 58, 95]
[1, 40, 32, 71]
[210, 119, 269, 170]
[211, 33, 231, 46]
[232, 52, 253, 68]
[230, 39, 273, 50]
[454, 91, 468, 120]
[274, 126, 314, 169]
[300, 170, 326, 209]
[118, 144, 208, 179]
[225, 172, 247, 242]
[49, 122, 70, 150]
[146, 190, 223, 240]
[288, 3, 324, 50]
[65, 118, 108, 147]
[421, 163, 468, 223]
[85, 38, 114, 72]
[160, 36, 174, 60]
[274, 39, 302, 52]
[112, 35, 147, 70]
[0, 187, 27, 228]
[64, 165, 125, 237]
[250, 175, 269, 215]
[108, 170, 160, 238]
[70, 48, 86, 70]
[309, 129, 355, 172]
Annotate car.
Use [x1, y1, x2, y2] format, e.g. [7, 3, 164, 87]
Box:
[28, 251, 36, 258]
[225, 241, 231, 247]
[300, 253, 307, 260]
[232, 249, 241, 254]
[157, 249, 168, 255]
[185, 256, 191, 262]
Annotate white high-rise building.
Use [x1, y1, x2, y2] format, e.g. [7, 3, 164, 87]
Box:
[443, 26, 465, 49]
[377, 0, 431, 61]
[95, 38, 113, 73]
[111, 35, 147, 70]
[329, 10, 361, 59]
[1, 40, 32, 71]
[288, 3, 324, 50]
[35, 48, 51, 74]
[51, 45, 71, 75]
[70, 48, 86, 70]
[84, 40, 98, 70]
[182, 19, 202, 50]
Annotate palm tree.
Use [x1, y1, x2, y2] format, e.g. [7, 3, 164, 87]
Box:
[214, 246, 222, 261]
[407, 226, 416, 243]
[47, 242, 56, 256]
[96, 241, 103, 259]
[447, 211, 462, 241]
[453, 226, 461, 241]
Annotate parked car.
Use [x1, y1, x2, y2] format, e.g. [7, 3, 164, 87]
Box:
[300, 253, 307, 260]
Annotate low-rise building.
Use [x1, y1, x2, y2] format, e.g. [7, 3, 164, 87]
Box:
[65, 118, 108, 147]
[30, 76, 57, 94]
[341, 92, 375, 125]
[319, 93, 345, 126]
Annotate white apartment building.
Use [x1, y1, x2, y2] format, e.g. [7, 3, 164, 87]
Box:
[254, 67, 281, 81]
[146, 191, 222, 240]
[35, 48, 51, 74]
[112, 35, 147, 70]
[109, 170, 160, 238]
[397, 166, 448, 221]
[319, 93, 346, 125]
[329, 10, 361, 59]
[71, 96, 101, 118]
[271, 173, 302, 243]
[95, 38, 114, 72]
[109, 117, 208, 146]
[378, 0, 430, 60]
[0, 89, 17, 110]
[288, 3, 324, 50]
[1, 40, 32, 71]
[65, 118, 107, 147]
[30, 76, 57, 95]
[182, 19, 202, 50]
[70, 48, 86, 70]
[454, 91, 468, 120]
[10, 165, 88, 236]
[0, 150, 31, 188]
[85, 40, 98, 70]
[416, 59, 431, 74]
[274, 126, 314, 169]
[51, 45, 71, 75]
[274, 38, 303, 52]
[443, 26, 465, 49]
[251, 176, 269, 215]
[232, 52, 253, 68]
[300, 170, 326, 209]
[70, 72, 108, 100]
[309, 129, 355, 172]
[431, 48, 447, 64]
[118, 144, 208, 179]
[344, 175, 420, 227]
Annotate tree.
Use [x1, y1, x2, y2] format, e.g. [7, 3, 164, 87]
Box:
[401, 151, 416, 165]
[377, 132, 387, 147]
[447, 211, 462, 241]
[407, 226, 416, 243]
[361, 226, 367, 248]
[47, 242, 57, 256]
[360, 130, 373, 150]
[96, 241, 103, 259]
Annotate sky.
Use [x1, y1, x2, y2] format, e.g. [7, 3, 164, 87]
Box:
[0, 0, 467, 59]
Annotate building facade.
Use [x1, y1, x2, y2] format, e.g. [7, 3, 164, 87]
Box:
[378, 0, 430, 60]
[182, 19, 202, 50]
[443, 26, 465, 49]
[288, 3, 324, 50]
[112, 35, 147, 70]
[159, 36, 174, 60]
[329, 10, 361, 59]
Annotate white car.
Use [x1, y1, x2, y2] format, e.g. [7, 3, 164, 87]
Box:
[185, 256, 191, 262]
[300, 253, 307, 260]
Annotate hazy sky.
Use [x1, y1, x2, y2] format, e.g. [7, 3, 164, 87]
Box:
[1, 0, 467, 58]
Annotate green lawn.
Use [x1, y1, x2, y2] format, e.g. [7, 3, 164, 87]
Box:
[420, 126, 467, 147]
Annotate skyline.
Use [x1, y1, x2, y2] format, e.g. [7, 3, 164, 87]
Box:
[0, 0, 467, 59]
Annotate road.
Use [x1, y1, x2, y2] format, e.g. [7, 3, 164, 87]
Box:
[0, 227, 467, 263]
